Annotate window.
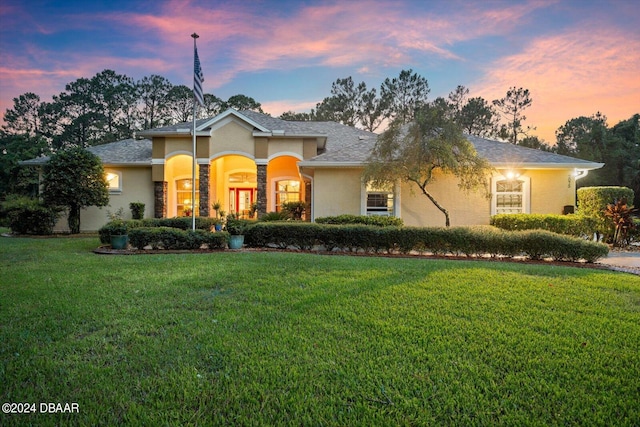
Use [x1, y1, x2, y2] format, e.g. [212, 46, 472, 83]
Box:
[366, 184, 395, 216]
[275, 180, 300, 211]
[105, 171, 121, 193]
[176, 178, 199, 216]
[492, 177, 529, 215]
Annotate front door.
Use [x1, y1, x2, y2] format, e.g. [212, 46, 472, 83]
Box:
[229, 188, 255, 218]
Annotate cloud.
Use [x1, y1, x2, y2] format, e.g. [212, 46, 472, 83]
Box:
[474, 26, 640, 142]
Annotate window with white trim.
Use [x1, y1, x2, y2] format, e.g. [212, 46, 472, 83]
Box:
[176, 178, 199, 217]
[105, 171, 122, 193]
[365, 183, 395, 216]
[275, 180, 300, 211]
[492, 176, 530, 215]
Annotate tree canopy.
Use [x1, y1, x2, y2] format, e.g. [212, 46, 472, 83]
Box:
[42, 147, 110, 234]
[363, 105, 492, 227]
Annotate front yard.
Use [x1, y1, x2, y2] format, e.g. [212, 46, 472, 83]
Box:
[1, 236, 639, 426]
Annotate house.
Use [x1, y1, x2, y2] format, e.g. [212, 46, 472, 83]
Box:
[23, 109, 604, 232]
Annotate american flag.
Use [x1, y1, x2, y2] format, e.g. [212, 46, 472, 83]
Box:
[194, 46, 205, 107]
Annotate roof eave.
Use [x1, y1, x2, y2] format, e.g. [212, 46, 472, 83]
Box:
[492, 162, 605, 170]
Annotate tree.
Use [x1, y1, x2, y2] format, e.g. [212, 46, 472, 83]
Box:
[225, 94, 263, 113]
[364, 105, 493, 227]
[42, 147, 109, 234]
[201, 93, 226, 118]
[555, 112, 608, 159]
[518, 135, 553, 151]
[90, 70, 137, 143]
[166, 85, 194, 123]
[380, 69, 430, 124]
[0, 131, 47, 198]
[492, 87, 533, 144]
[137, 74, 173, 129]
[279, 111, 313, 121]
[457, 97, 499, 138]
[2, 92, 42, 137]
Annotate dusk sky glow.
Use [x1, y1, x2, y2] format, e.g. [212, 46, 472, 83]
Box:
[1, 0, 638, 142]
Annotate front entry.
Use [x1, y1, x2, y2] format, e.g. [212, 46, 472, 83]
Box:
[229, 188, 256, 218]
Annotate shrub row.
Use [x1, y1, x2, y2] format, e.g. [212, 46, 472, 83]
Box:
[99, 217, 219, 244]
[128, 227, 228, 250]
[245, 223, 609, 262]
[1, 196, 61, 235]
[490, 214, 598, 237]
[315, 214, 404, 227]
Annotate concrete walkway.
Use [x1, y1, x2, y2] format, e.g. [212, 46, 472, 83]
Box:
[597, 251, 640, 275]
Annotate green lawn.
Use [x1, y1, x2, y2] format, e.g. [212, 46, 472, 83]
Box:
[1, 236, 639, 426]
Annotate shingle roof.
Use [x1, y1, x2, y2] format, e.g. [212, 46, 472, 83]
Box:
[21, 110, 603, 171]
[466, 134, 602, 168]
[20, 138, 152, 166]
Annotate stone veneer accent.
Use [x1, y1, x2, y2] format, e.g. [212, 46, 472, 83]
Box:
[198, 163, 210, 217]
[256, 164, 267, 217]
[304, 180, 312, 221]
[154, 181, 167, 218]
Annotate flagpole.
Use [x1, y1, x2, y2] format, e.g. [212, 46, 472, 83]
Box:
[191, 33, 199, 231]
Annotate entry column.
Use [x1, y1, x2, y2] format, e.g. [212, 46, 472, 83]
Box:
[256, 161, 267, 217]
[198, 161, 210, 217]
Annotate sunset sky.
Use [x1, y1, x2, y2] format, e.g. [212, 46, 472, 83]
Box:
[1, 0, 638, 143]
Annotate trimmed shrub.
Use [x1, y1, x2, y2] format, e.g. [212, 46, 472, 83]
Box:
[98, 217, 220, 244]
[260, 211, 291, 221]
[577, 186, 635, 238]
[128, 227, 228, 250]
[490, 213, 596, 238]
[315, 214, 404, 227]
[129, 202, 145, 220]
[244, 222, 608, 262]
[1, 195, 60, 235]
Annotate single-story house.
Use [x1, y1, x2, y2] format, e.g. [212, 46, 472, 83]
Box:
[23, 109, 604, 232]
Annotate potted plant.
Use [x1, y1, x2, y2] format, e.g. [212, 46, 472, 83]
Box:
[212, 201, 223, 231]
[109, 219, 128, 249]
[225, 213, 246, 249]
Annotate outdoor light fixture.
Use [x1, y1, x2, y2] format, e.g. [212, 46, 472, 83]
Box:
[503, 170, 522, 180]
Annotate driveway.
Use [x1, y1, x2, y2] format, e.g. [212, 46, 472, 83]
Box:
[597, 250, 640, 275]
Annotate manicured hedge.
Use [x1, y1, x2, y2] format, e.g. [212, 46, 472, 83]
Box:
[490, 213, 597, 237]
[1, 195, 61, 235]
[99, 217, 219, 244]
[128, 227, 228, 250]
[245, 223, 609, 262]
[577, 186, 635, 238]
[315, 214, 404, 227]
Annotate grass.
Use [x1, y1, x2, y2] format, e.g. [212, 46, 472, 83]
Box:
[1, 236, 639, 426]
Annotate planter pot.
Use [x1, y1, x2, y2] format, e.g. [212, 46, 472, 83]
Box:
[215, 224, 222, 232]
[110, 235, 128, 250]
[228, 235, 244, 249]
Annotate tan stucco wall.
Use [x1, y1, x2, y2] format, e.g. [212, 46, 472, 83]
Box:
[54, 166, 154, 233]
[400, 171, 491, 227]
[526, 169, 576, 214]
[312, 168, 362, 219]
[210, 120, 255, 158]
[267, 138, 304, 160]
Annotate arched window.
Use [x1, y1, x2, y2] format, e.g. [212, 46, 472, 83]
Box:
[492, 176, 530, 215]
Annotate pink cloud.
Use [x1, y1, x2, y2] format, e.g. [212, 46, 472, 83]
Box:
[474, 27, 640, 142]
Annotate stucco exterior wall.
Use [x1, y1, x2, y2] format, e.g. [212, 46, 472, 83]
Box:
[54, 166, 154, 233]
[312, 168, 362, 219]
[527, 169, 576, 214]
[267, 138, 305, 160]
[399, 171, 491, 227]
[210, 120, 255, 157]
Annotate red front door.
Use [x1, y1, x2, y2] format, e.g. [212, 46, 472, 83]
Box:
[230, 188, 255, 218]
